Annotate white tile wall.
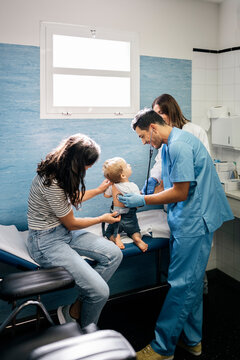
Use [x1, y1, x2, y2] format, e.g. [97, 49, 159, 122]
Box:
[192, 52, 218, 128]
[192, 49, 240, 124]
[218, 50, 240, 117]
[192, 50, 240, 281]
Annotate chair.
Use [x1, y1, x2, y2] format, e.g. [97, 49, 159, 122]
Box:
[1, 322, 136, 360]
[30, 328, 136, 360]
[0, 267, 136, 360]
[0, 266, 75, 333]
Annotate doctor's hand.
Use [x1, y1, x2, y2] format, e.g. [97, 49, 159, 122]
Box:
[118, 193, 146, 208]
[141, 177, 158, 195]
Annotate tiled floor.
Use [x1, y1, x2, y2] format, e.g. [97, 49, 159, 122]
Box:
[98, 269, 240, 360]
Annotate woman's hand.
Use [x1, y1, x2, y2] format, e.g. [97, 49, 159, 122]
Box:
[141, 177, 158, 194]
[97, 179, 112, 194]
[60, 209, 120, 230]
[80, 179, 112, 202]
[100, 212, 121, 224]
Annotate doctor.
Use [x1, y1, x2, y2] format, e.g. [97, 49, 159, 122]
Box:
[142, 93, 210, 195]
[118, 109, 233, 360]
[144, 93, 210, 294]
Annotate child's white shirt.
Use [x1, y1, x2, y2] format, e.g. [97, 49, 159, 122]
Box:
[105, 182, 140, 196]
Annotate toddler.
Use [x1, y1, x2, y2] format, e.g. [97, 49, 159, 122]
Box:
[103, 157, 148, 252]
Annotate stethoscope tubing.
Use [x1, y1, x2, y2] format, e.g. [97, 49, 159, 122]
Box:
[145, 130, 154, 194]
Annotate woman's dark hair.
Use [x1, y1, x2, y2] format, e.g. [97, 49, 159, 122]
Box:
[131, 108, 165, 130]
[152, 94, 189, 129]
[37, 134, 100, 208]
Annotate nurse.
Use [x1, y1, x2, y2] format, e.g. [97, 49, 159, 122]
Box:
[118, 109, 234, 360]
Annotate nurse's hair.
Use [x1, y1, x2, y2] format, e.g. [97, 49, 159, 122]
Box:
[152, 94, 189, 129]
[131, 108, 165, 130]
[37, 133, 100, 208]
[103, 157, 126, 183]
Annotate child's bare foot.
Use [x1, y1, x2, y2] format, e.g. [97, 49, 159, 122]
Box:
[132, 233, 148, 252]
[109, 234, 125, 249]
[134, 239, 148, 252]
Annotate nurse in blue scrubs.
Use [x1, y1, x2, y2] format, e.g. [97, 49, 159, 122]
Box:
[118, 109, 234, 360]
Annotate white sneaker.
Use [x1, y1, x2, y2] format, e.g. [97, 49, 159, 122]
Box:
[57, 305, 76, 324]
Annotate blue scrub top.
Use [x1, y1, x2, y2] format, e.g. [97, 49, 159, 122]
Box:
[161, 128, 234, 237]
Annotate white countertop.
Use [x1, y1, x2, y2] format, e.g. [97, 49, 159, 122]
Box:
[225, 190, 240, 201]
[225, 190, 240, 218]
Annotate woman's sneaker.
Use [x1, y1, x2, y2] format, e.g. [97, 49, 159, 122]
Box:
[57, 304, 76, 324]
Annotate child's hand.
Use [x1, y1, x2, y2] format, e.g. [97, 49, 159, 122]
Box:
[97, 179, 112, 194]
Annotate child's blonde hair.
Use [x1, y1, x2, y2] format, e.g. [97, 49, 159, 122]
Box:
[103, 157, 126, 183]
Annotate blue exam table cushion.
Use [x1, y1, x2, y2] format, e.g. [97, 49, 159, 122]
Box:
[87, 209, 170, 257]
[0, 210, 170, 269]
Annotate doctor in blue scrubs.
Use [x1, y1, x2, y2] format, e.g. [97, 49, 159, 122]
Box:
[118, 109, 234, 360]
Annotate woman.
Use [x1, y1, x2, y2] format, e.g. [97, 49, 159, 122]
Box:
[27, 133, 123, 327]
[142, 94, 210, 194]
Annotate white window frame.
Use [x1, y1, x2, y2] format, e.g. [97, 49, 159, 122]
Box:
[40, 22, 139, 119]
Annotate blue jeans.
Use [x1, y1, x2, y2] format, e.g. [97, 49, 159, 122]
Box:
[27, 224, 123, 327]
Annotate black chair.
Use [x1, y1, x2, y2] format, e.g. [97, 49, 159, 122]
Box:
[0, 266, 75, 333]
[0, 267, 136, 360]
[1, 322, 136, 360]
[30, 329, 136, 360]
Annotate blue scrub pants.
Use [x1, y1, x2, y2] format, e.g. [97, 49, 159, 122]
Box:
[151, 231, 213, 356]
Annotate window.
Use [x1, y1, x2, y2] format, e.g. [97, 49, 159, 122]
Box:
[40, 22, 139, 119]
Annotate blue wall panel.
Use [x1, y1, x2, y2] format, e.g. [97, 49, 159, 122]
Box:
[140, 55, 192, 119]
[0, 44, 191, 231]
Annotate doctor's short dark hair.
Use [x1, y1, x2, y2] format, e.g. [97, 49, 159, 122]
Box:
[131, 108, 166, 130]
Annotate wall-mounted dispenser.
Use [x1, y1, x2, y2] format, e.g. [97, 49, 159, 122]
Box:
[211, 116, 240, 150]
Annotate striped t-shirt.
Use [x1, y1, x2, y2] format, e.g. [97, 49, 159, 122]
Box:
[27, 175, 72, 230]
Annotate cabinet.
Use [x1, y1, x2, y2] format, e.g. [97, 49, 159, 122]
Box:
[211, 116, 240, 150]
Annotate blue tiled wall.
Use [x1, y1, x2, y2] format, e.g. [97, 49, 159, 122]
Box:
[0, 43, 191, 231]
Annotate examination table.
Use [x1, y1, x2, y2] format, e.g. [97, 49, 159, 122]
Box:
[0, 209, 170, 359]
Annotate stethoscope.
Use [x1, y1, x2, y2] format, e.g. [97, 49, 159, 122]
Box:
[144, 129, 154, 195]
[116, 128, 154, 201]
